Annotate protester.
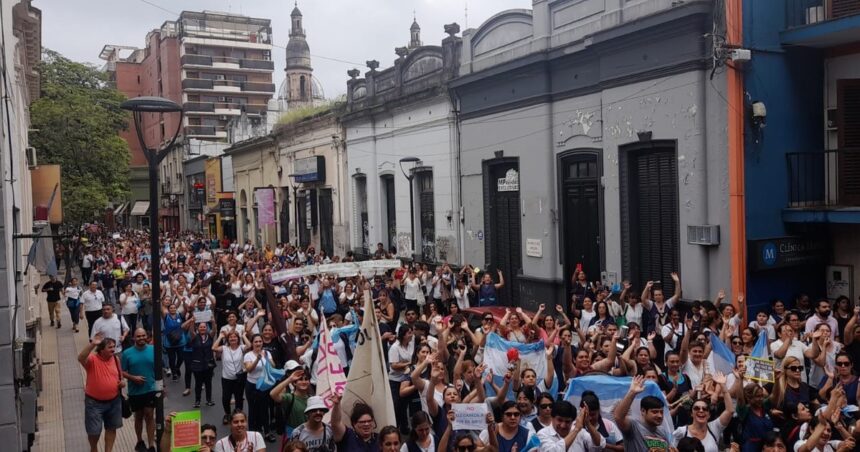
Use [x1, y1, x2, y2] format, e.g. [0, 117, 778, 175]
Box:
[213, 411, 266, 452]
[64, 276, 83, 332]
[90, 304, 130, 354]
[78, 333, 124, 452]
[121, 328, 156, 452]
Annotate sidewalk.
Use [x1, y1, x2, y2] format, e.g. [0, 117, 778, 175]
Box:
[32, 284, 139, 452]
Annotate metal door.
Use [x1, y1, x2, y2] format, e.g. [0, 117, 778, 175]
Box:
[319, 188, 334, 256]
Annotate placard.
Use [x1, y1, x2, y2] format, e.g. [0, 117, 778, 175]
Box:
[452, 403, 488, 431]
[171, 410, 201, 452]
[526, 238, 542, 258]
[745, 356, 775, 383]
[193, 310, 212, 324]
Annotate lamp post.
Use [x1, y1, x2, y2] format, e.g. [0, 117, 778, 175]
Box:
[399, 156, 420, 259]
[120, 96, 183, 452]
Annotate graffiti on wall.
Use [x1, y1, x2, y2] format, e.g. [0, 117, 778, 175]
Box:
[397, 233, 412, 258]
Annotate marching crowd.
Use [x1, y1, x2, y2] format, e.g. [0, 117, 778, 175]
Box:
[43, 228, 860, 452]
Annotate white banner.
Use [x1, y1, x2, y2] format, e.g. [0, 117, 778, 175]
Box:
[452, 403, 488, 431]
[315, 312, 348, 423]
[340, 291, 396, 429]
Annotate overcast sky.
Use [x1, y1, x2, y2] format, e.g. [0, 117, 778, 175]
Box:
[36, 0, 529, 98]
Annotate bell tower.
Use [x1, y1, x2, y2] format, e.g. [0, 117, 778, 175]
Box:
[285, 3, 314, 109]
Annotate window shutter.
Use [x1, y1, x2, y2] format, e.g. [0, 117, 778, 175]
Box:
[831, 0, 860, 19]
[837, 79, 860, 204]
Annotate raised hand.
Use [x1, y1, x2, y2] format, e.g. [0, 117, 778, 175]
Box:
[737, 293, 745, 305]
[670, 272, 680, 282]
[91, 332, 105, 346]
[630, 375, 646, 394]
[712, 372, 727, 386]
[538, 304, 546, 312]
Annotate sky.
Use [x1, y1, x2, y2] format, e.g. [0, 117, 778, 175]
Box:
[36, 0, 529, 98]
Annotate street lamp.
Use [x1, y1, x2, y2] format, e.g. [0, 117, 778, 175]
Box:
[120, 96, 183, 452]
[399, 156, 420, 259]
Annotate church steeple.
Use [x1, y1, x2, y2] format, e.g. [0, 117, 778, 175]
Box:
[409, 14, 422, 49]
[284, 1, 314, 109]
[290, 2, 305, 37]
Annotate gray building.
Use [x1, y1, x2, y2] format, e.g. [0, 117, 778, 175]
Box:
[449, 0, 731, 309]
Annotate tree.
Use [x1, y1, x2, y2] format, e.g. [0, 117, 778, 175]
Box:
[29, 49, 130, 226]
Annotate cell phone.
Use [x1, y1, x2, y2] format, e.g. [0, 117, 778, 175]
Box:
[620, 325, 629, 337]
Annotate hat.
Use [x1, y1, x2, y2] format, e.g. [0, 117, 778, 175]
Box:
[305, 396, 329, 414]
[284, 360, 301, 372]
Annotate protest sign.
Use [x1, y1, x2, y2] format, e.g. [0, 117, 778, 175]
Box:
[356, 259, 400, 276]
[452, 403, 488, 431]
[192, 310, 212, 324]
[745, 356, 775, 383]
[315, 311, 347, 423]
[171, 410, 201, 452]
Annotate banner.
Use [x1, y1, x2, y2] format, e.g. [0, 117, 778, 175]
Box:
[565, 375, 674, 445]
[357, 259, 401, 276]
[341, 290, 396, 429]
[483, 333, 555, 398]
[315, 311, 348, 423]
[256, 187, 275, 226]
[171, 410, 202, 452]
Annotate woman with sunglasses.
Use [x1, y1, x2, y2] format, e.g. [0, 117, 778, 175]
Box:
[773, 356, 815, 419]
[531, 393, 555, 432]
[213, 411, 265, 452]
[479, 401, 533, 452]
[672, 373, 734, 452]
[818, 353, 859, 405]
[729, 335, 744, 356]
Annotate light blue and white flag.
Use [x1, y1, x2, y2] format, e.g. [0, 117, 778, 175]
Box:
[565, 375, 674, 444]
[751, 329, 770, 359]
[483, 333, 557, 398]
[708, 333, 736, 375]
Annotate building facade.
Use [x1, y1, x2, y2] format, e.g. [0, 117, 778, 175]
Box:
[449, 0, 733, 309]
[0, 0, 41, 448]
[343, 21, 463, 262]
[742, 1, 860, 311]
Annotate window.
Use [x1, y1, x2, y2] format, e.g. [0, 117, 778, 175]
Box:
[300, 76, 307, 100]
[354, 175, 369, 253]
[417, 170, 435, 261]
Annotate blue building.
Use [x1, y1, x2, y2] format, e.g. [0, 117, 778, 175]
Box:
[743, 0, 860, 312]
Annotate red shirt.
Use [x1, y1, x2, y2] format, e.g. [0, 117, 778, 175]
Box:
[85, 353, 120, 401]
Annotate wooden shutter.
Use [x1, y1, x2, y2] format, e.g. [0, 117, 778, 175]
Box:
[831, 0, 860, 19]
[837, 79, 860, 204]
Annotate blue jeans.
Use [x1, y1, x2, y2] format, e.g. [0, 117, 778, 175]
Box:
[65, 299, 81, 325]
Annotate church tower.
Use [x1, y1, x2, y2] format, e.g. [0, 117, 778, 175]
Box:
[408, 17, 422, 49]
[285, 3, 314, 109]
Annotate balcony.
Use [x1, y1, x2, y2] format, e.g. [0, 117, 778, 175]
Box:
[182, 78, 214, 90]
[181, 54, 213, 67]
[783, 0, 860, 47]
[240, 58, 274, 70]
[183, 101, 215, 112]
[212, 79, 243, 93]
[185, 125, 227, 139]
[784, 149, 860, 223]
[242, 81, 276, 93]
[244, 103, 268, 115]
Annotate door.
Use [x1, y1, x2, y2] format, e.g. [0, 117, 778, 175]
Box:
[485, 161, 522, 306]
[297, 191, 311, 248]
[382, 175, 396, 250]
[837, 79, 860, 205]
[279, 189, 290, 243]
[625, 143, 680, 295]
[560, 153, 601, 295]
[417, 170, 436, 262]
[319, 188, 334, 256]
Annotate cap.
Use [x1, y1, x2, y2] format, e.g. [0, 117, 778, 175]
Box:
[305, 396, 329, 413]
[284, 360, 301, 372]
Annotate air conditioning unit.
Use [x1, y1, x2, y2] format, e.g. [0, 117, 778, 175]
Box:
[687, 225, 720, 246]
[25, 147, 37, 168]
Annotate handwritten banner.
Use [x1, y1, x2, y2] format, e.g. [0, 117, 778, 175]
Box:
[452, 403, 488, 431]
[270, 260, 401, 283]
[171, 410, 201, 452]
[315, 311, 347, 423]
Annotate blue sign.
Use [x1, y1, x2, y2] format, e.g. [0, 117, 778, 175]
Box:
[761, 242, 777, 267]
[293, 156, 326, 183]
[749, 237, 826, 272]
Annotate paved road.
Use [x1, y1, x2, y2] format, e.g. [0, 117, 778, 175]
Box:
[162, 361, 282, 451]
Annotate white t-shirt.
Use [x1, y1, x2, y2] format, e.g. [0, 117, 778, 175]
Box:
[403, 277, 421, 300]
[213, 432, 266, 452]
[119, 292, 139, 315]
[453, 287, 470, 310]
[793, 440, 842, 452]
[400, 435, 436, 452]
[579, 309, 596, 332]
[683, 360, 706, 389]
[221, 346, 245, 380]
[82, 289, 105, 312]
[219, 324, 246, 338]
[243, 350, 272, 384]
[770, 339, 810, 383]
[672, 419, 727, 452]
[91, 314, 129, 353]
[388, 340, 414, 382]
[65, 286, 82, 300]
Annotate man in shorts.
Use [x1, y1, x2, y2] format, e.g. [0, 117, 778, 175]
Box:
[78, 332, 124, 452]
[121, 328, 156, 452]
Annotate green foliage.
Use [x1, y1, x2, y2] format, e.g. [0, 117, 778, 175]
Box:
[30, 49, 131, 225]
[276, 99, 344, 127]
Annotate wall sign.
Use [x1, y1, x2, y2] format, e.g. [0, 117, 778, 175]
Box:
[294, 156, 326, 183]
[826, 265, 853, 301]
[748, 237, 826, 272]
[526, 238, 542, 257]
[218, 198, 235, 218]
[497, 169, 519, 192]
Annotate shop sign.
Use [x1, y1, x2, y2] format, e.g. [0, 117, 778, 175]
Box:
[294, 156, 326, 183]
[219, 198, 236, 218]
[748, 237, 826, 272]
[497, 169, 519, 192]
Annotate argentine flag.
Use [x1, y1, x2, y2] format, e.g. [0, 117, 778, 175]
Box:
[565, 375, 674, 443]
[708, 333, 736, 376]
[482, 333, 558, 398]
[751, 329, 770, 359]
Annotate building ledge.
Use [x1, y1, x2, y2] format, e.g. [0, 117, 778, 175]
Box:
[781, 14, 860, 48]
[782, 207, 860, 224]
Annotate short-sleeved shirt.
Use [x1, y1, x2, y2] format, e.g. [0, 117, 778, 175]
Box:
[82, 289, 105, 311]
[43, 281, 64, 302]
[121, 344, 155, 396]
[91, 315, 129, 354]
[673, 419, 727, 452]
[213, 432, 265, 452]
[280, 392, 309, 431]
[242, 350, 271, 384]
[336, 429, 379, 452]
[290, 423, 335, 452]
[622, 419, 672, 452]
[84, 353, 120, 401]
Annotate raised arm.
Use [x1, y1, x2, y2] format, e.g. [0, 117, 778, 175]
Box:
[78, 333, 101, 367]
[670, 272, 681, 303]
[613, 375, 646, 433]
[495, 270, 504, 289]
[329, 392, 346, 442]
[641, 281, 654, 310]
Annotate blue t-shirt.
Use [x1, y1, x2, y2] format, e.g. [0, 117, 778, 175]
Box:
[336, 428, 379, 452]
[121, 344, 155, 396]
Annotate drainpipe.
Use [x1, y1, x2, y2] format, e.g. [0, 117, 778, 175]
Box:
[726, 0, 747, 325]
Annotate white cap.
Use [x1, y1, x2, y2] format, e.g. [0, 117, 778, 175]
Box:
[284, 360, 301, 372]
[305, 396, 328, 414]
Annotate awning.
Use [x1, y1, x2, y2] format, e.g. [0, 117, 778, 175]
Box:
[113, 202, 128, 216]
[130, 201, 150, 216]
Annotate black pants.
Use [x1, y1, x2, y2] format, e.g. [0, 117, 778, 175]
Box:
[221, 376, 245, 416]
[245, 381, 270, 434]
[390, 379, 408, 434]
[81, 267, 92, 285]
[193, 369, 213, 403]
[85, 310, 101, 337]
[183, 351, 193, 389]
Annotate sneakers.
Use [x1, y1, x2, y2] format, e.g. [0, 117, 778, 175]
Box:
[265, 432, 277, 443]
[134, 440, 146, 452]
[206, 400, 215, 407]
[182, 388, 191, 396]
[222, 414, 230, 425]
[164, 369, 171, 378]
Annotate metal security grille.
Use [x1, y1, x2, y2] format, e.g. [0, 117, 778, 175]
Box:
[382, 175, 396, 250]
[319, 188, 334, 256]
[417, 170, 435, 262]
[838, 79, 860, 204]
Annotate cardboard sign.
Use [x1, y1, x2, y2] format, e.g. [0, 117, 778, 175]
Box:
[192, 309, 212, 324]
[171, 410, 201, 452]
[745, 356, 775, 383]
[452, 403, 488, 431]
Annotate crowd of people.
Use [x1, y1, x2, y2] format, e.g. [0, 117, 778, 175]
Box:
[44, 228, 858, 452]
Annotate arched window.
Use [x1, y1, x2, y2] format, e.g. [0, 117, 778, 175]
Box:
[299, 75, 307, 100]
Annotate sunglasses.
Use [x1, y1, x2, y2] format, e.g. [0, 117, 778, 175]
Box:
[731, 341, 742, 345]
[692, 406, 708, 412]
[457, 446, 476, 452]
[540, 403, 553, 409]
[503, 411, 521, 418]
[307, 409, 327, 414]
[483, 318, 494, 322]
[837, 362, 852, 367]
[786, 365, 804, 372]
